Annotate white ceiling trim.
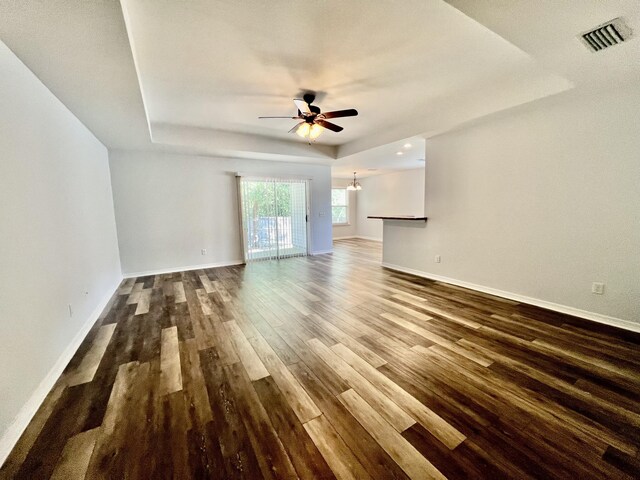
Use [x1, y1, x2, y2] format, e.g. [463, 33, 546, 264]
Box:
[152, 123, 336, 163]
[119, 0, 153, 142]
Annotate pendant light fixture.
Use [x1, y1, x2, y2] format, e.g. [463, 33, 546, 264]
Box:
[346, 171, 362, 191]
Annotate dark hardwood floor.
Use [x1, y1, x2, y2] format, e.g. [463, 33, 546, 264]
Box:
[2, 239, 639, 479]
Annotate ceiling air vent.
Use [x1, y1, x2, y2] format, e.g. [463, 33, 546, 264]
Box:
[580, 18, 632, 52]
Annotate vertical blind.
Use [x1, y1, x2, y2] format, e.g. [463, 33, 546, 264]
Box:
[238, 177, 308, 262]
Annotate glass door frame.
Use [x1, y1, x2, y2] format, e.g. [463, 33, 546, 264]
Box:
[236, 174, 311, 263]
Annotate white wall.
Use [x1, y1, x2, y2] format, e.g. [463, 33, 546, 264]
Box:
[356, 169, 425, 241]
[109, 150, 333, 275]
[383, 85, 640, 329]
[331, 178, 358, 239]
[0, 41, 121, 459]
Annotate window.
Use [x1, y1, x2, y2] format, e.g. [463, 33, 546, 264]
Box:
[331, 188, 349, 225]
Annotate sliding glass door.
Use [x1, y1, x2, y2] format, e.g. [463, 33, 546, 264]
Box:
[238, 177, 309, 261]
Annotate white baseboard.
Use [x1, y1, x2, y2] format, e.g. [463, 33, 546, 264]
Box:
[354, 235, 382, 242]
[333, 235, 382, 242]
[123, 260, 245, 278]
[310, 249, 333, 255]
[0, 277, 122, 467]
[381, 262, 640, 333]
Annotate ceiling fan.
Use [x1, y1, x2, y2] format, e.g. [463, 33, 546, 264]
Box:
[258, 93, 358, 141]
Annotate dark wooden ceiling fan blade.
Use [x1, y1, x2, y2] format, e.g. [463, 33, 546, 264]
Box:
[316, 119, 343, 132]
[288, 121, 305, 133]
[320, 109, 358, 119]
[258, 116, 301, 119]
[293, 99, 311, 114]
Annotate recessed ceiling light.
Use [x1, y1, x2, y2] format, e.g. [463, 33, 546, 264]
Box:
[396, 151, 403, 156]
[404, 143, 412, 149]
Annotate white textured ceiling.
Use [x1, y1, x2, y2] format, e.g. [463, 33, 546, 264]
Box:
[332, 137, 426, 179]
[0, 0, 150, 151]
[120, 0, 572, 151]
[1, 0, 638, 174]
[446, 0, 640, 89]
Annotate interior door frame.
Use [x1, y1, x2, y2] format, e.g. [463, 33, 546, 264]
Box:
[303, 179, 311, 258]
[235, 174, 247, 263]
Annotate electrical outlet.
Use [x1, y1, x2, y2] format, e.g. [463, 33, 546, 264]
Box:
[319, 211, 326, 217]
[591, 282, 605, 295]
[201, 249, 207, 255]
[435, 255, 441, 263]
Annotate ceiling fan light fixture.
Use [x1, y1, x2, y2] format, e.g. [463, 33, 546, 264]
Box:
[259, 95, 357, 138]
[309, 123, 323, 140]
[347, 172, 362, 191]
[296, 122, 311, 138]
